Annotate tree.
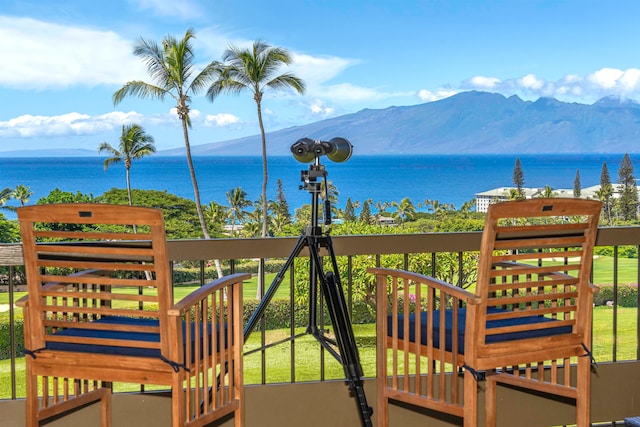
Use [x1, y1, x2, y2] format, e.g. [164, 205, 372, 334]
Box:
[113, 28, 219, 240]
[512, 158, 525, 199]
[617, 153, 638, 221]
[98, 188, 201, 239]
[573, 169, 581, 198]
[226, 187, 251, 236]
[392, 197, 416, 227]
[424, 199, 453, 220]
[0, 188, 13, 211]
[37, 189, 93, 205]
[98, 124, 156, 206]
[343, 198, 357, 222]
[13, 185, 32, 206]
[0, 213, 19, 243]
[539, 185, 557, 198]
[596, 162, 614, 225]
[207, 40, 305, 239]
[359, 199, 373, 224]
[459, 200, 475, 218]
[205, 201, 228, 237]
[275, 179, 292, 225]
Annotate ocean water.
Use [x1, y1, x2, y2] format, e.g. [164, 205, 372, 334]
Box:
[0, 154, 633, 218]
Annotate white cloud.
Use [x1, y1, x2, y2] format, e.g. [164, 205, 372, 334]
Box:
[467, 76, 501, 89]
[418, 89, 459, 102]
[462, 68, 640, 102]
[290, 53, 356, 86]
[518, 74, 544, 90]
[309, 100, 335, 116]
[588, 68, 625, 89]
[204, 113, 240, 127]
[0, 16, 146, 89]
[0, 111, 144, 138]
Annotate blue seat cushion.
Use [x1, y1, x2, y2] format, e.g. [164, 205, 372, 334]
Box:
[388, 307, 572, 354]
[46, 316, 227, 360]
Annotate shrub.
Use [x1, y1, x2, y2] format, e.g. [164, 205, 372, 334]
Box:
[593, 284, 638, 307]
[0, 312, 24, 360]
[173, 259, 286, 286]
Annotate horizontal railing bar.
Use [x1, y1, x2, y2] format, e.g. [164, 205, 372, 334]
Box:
[2, 227, 638, 264]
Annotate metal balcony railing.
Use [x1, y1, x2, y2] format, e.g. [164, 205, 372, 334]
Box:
[1, 227, 639, 402]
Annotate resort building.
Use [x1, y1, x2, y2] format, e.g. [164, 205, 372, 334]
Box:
[474, 184, 616, 212]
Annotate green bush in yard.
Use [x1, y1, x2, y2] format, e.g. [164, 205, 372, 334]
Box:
[242, 298, 376, 333]
[0, 312, 23, 360]
[593, 283, 638, 307]
[172, 259, 286, 285]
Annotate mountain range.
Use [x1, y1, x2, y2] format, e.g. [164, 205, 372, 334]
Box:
[167, 91, 640, 156]
[5, 91, 640, 157]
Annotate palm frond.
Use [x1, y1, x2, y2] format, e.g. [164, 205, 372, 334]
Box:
[113, 81, 167, 105]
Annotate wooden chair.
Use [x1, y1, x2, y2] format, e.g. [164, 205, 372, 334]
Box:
[370, 198, 601, 427]
[16, 203, 247, 427]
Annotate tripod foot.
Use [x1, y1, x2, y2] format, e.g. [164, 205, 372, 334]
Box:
[349, 380, 373, 427]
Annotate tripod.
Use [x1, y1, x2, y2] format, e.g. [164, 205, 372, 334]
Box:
[243, 158, 373, 427]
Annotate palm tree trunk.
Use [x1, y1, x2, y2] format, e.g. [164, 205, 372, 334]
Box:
[180, 118, 225, 278]
[181, 118, 210, 240]
[257, 103, 269, 238]
[125, 167, 133, 206]
[256, 102, 269, 299]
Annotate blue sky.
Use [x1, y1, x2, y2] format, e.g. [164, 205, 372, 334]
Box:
[2, 0, 640, 153]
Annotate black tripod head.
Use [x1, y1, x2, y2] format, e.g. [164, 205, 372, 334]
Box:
[299, 159, 331, 235]
[291, 137, 353, 235]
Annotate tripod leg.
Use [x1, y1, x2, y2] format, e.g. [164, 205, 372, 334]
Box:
[243, 235, 308, 341]
[320, 270, 373, 427]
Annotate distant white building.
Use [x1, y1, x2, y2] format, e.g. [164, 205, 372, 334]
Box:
[474, 184, 632, 212]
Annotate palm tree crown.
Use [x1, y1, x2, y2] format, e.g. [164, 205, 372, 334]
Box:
[206, 40, 305, 239]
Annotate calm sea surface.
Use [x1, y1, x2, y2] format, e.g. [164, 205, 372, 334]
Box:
[0, 154, 633, 218]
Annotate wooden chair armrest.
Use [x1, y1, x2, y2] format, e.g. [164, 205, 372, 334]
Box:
[15, 294, 28, 308]
[168, 272, 250, 316]
[368, 267, 481, 305]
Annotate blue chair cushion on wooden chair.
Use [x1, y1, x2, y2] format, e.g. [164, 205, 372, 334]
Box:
[389, 307, 572, 354]
[46, 316, 227, 360]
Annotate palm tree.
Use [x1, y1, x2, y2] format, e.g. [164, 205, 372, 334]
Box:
[98, 124, 155, 206]
[13, 185, 32, 206]
[113, 28, 219, 239]
[392, 197, 416, 227]
[538, 185, 557, 198]
[0, 188, 13, 211]
[226, 187, 251, 237]
[206, 40, 305, 239]
[205, 201, 228, 237]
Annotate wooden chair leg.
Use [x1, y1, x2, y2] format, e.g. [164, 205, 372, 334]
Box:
[376, 381, 388, 426]
[576, 359, 591, 427]
[100, 388, 112, 427]
[485, 375, 497, 427]
[463, 370, 478, 427]
[25, 368, 38, 427]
